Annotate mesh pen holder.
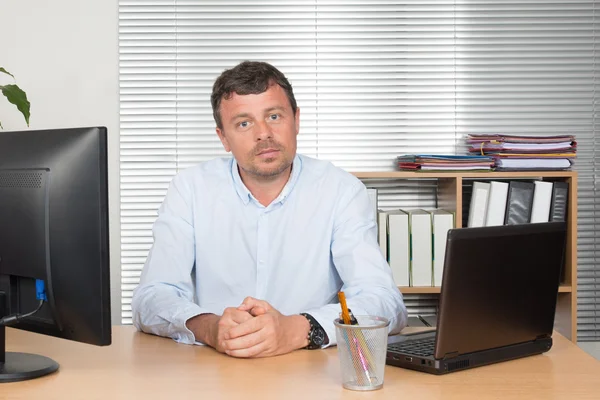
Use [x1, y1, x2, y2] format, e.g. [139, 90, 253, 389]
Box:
[334, 315, 390, 391]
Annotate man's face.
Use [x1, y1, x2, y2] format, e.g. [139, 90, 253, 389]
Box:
[216, 84, 300, 181]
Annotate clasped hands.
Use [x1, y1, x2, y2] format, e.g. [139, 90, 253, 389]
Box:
[197, 297, 310, 358]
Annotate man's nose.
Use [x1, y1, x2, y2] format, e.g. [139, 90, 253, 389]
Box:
[254, 120, 274, 141]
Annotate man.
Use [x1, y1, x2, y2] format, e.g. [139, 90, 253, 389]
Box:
[132, 61, 407, 358]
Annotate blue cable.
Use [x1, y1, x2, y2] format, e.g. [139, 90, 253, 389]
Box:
[36, 279, 47, 301]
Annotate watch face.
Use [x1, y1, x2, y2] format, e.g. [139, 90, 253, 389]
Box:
[313, 327, 326, 346]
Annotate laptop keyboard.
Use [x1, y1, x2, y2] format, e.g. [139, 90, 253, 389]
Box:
[388, 337, 436, 357]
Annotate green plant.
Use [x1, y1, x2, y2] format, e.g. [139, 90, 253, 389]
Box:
[0, 67, 30, 128]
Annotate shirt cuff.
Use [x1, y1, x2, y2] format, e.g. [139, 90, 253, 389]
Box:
[173, 304, 210, 345]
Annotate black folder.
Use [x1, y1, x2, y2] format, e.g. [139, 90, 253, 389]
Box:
[549, 182, 569, 222]
[504, 181, 535, 225]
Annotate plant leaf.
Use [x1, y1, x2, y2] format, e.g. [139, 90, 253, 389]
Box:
[1, 84, 31, 126]
[0, 67, 15, 79]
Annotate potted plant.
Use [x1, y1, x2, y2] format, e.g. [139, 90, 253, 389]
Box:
[0, 67, 30, 128]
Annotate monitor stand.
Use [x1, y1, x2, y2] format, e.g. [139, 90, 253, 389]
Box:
[0, 292, 59, 383]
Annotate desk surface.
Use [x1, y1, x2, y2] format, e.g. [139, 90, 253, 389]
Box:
[3, 326, 600, 400]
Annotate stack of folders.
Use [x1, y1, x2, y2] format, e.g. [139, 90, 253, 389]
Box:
[466, 134, 577, 170]
[467, 180, 569, 228]
[376, 208, 454, 288]
[397, 154, 494, 171]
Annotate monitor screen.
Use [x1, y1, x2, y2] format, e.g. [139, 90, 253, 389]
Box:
[0, 126, 111, 383]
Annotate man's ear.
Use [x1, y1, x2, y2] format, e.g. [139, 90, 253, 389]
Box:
[216, 127, 231, 152]
[294, 107, 300, 136]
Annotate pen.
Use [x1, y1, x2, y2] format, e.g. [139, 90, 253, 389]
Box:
[347, 307, 377, 371]
[338, 291, 374, 385]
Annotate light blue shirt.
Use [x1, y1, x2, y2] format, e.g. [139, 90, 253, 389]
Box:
[132, 154, 407, 346]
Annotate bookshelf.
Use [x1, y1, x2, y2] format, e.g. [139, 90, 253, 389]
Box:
[352, 170, 578, 343]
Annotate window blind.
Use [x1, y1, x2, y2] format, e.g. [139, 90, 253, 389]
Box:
[118, 0, 599, 340]
[451, 1, 599, 341]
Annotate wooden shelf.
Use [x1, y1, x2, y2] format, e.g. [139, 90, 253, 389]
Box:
[354, 170, 578, 342]
[400, 286, 442, 294]
[352, 170, 577, 179]
[558, 285, 573, 293]
[399, 285, 573, 294]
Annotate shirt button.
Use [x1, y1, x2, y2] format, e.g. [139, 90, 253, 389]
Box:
[259, 260, 264, 264]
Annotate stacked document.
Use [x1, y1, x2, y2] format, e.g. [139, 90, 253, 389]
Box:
[466, 134, 576, 170]
[397, 154, 494, 171]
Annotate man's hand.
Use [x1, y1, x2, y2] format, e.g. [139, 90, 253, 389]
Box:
[220, 297, 310, 358]
[237, 296, 271, 316]
[185, 308, 254, 353]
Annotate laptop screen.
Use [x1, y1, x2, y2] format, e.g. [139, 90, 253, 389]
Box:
[434, 222, 566, 359]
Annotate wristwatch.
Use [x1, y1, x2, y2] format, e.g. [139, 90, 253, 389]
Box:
[300, 313, 327, 349]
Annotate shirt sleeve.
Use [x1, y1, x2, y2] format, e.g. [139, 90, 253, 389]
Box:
[303, 180, 408, 347]
[131, 174, 209, 345]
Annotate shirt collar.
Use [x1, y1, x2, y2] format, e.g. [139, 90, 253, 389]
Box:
[230, 154, 302, 206]
[231, 158, 252, 205]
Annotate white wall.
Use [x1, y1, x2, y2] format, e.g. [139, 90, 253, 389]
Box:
[1, 0, 121, 324]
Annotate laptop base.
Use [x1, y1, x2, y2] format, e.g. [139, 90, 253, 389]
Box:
[387, 333, 552, 375]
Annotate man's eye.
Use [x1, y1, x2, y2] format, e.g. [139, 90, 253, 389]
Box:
[239, 121, 249, 128]
[269, 114, 280, 121]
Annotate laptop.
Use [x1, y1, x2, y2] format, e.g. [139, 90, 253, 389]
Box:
[386, 221, 567, 374]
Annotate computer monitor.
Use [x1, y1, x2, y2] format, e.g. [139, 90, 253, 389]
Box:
[0, 126, 111, 383]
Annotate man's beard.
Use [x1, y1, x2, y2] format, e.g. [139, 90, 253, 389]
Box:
[244, 140, 291, 179]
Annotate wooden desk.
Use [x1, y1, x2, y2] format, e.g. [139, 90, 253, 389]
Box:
[2, 326, 599, 399]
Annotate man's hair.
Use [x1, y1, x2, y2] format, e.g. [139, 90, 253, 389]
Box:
[211, 61, 298, 129]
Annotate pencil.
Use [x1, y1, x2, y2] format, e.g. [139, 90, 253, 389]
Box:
[338, 292, 351, 324]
